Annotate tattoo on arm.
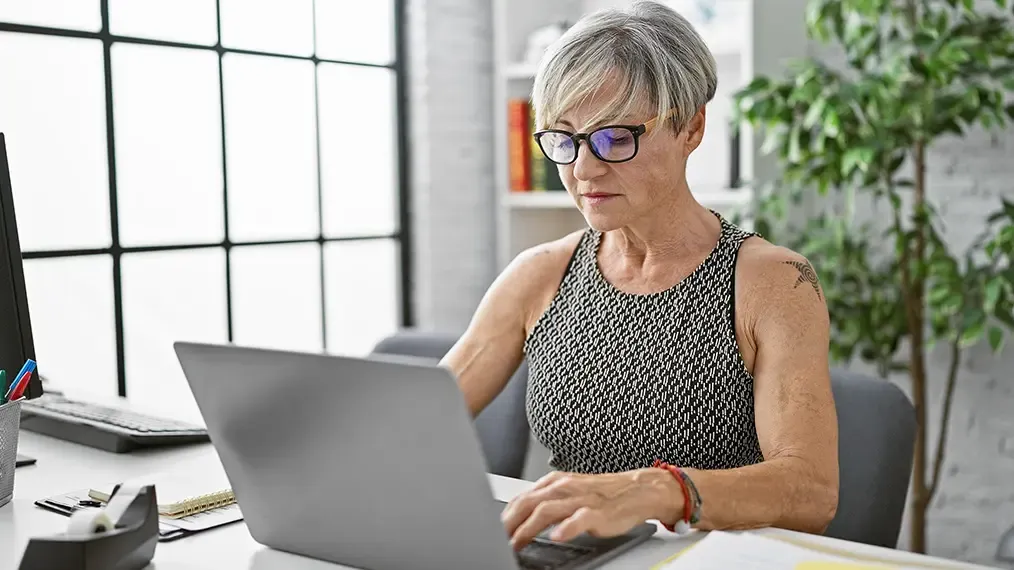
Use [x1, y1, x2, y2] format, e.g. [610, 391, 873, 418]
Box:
[783, 260, 822, 299]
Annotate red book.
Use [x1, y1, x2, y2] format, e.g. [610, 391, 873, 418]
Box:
[507, 99, 531, 191]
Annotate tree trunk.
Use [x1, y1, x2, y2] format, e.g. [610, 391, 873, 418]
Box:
[908, 139, 929, 554]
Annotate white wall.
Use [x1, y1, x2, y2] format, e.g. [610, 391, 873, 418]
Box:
[407, 0, 497, 333]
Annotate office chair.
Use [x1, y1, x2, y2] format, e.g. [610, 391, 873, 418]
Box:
[824, 369, 917, 548]
[370, 329, 531, 479]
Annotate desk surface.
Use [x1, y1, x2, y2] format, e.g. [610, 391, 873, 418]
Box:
[0, 431, 994, 570]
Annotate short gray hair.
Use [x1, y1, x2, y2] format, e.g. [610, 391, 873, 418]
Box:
[531, 0, 717, 133]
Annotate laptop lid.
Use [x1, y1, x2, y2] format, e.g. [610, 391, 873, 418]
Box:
[173, 341, 519, 570]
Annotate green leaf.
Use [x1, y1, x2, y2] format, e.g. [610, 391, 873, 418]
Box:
[997, 303, 1014, 329]
[988, 326, 1005, 353]
[804, 97, 827, 129]
[824, 109, 841, 138]
[960, 319, 986, 347]
[985, 278, 1003, 312]
[788, 125, 802, 164]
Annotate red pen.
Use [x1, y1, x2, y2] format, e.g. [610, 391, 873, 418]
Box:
[9, 371, 32, 401]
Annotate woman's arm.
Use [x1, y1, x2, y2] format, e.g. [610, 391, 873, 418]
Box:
[440, 233, 580, 418]
[679, 247, 839, 534]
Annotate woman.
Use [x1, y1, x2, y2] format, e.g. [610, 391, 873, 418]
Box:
[441, 0, 839, 551]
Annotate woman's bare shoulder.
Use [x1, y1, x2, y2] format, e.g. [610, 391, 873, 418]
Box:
[499, 229, 586, 330]
[734, 235, 828, 325]
[511, 229, 585, 276]
[735, 236, 820, 293]
[501, 230, 585, 294]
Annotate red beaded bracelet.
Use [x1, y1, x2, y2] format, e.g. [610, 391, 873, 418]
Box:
[652, 459, 699, 534]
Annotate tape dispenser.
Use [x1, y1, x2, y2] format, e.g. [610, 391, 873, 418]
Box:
[18, 483, 159, 570]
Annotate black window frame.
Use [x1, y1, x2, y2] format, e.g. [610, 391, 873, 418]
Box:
[0, 0, 414, 397]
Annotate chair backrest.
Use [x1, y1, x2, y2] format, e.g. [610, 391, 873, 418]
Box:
[825, 369, 916, 548]
[370, 329, 530, 479]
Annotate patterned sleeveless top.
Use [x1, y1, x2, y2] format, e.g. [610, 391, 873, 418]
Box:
[523, 213, 765, 474]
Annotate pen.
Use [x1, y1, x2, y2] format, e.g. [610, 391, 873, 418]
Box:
[0, 369, 6, 404]
[3, 359, 35, 403]
[9, 371, 31, 401]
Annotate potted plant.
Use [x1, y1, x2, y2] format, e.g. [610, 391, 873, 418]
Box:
[731, 0, 1014, 554]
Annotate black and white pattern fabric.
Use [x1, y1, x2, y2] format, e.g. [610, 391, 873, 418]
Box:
[523, 212, 765, 474]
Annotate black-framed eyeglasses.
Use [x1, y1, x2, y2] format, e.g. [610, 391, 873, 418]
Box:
[533, 112, 668, 165]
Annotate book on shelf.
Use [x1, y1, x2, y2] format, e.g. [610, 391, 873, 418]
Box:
[507, 98, 531, 192]
[507, 98, 565, 193]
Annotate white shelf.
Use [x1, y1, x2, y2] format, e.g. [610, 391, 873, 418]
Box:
[506, 187, 752, 210]
[506, 191, 574, 208]
[503, 63, 540, 80]
[694, 187, 754, 209]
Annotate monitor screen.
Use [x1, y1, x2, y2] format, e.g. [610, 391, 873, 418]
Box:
[0, 132, 43, 400]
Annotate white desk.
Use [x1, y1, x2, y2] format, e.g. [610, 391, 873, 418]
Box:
[0, 431, 994, 570]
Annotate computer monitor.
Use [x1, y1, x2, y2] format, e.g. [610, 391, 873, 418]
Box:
[0, 132, 43, 400]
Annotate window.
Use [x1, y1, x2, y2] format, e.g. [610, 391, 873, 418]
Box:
[0, 0, 410, 418]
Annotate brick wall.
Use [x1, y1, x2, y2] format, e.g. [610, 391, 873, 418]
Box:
[407, 0, 1014, 566]
[888, 128, 1014, 567]
[406, 0, 496, 333]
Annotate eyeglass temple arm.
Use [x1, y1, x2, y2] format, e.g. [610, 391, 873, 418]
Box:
[643, 107, 681, 132]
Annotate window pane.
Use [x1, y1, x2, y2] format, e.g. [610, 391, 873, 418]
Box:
[314, 0, 394, 65]
[121, 248, 227, 422]
[112, 44, 225, 247]
[219, 0, 313, 57]
[0, 0, 101, 32]
[22, 256, 117, 398]
[324, 239, 399, 356]
[231, 243, 322, 352]
[223, 54, 318, 242]
[109, 0, 218, 46]
[0, 34, 110, 251]
[318, 65, 397, 237]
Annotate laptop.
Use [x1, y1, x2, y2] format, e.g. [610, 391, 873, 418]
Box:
[173, 341, 656, 570]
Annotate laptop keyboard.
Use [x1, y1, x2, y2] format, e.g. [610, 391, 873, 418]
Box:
[516, 539, 595, 570]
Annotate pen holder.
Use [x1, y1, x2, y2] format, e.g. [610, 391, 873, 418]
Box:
[18, 483, 159, 570]
[0, 397, 23, 509]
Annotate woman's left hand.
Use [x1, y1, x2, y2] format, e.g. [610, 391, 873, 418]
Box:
[501, 468, 681, 550]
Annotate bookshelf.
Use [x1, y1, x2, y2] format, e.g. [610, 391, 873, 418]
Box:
[492, 0, 812, 271]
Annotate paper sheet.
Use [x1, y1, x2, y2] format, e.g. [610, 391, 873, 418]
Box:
[794, 559, 892, 563]
[656, 531, 892, 569]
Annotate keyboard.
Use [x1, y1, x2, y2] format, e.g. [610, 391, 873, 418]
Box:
[516, 538, 596, 570]
[19, 394, 210, 453]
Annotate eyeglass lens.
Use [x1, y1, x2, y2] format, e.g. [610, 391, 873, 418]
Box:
[539, 127, 637, 163]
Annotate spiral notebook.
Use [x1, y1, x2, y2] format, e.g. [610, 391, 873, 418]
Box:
[88, 468, 235, 519]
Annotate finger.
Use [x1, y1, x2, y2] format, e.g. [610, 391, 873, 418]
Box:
[531, 470, 571, 490]
[511, 498, 584, 551]
[549, 507, 602, 543]
[503, 473, 562, 521]
[502, 475, 580, 534]
[552, 504, 646, 544]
